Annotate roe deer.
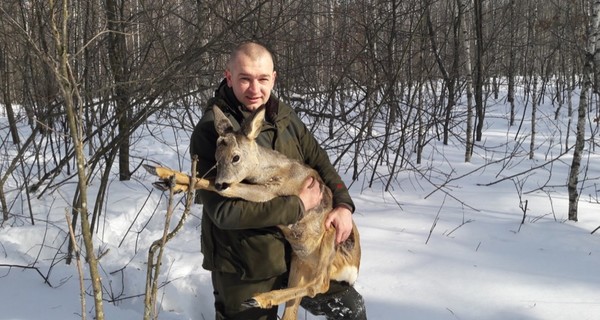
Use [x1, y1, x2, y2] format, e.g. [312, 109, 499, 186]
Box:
[144, 105, 361, 320]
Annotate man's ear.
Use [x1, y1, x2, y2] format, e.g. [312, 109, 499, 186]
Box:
[225, 69, 233, 87]
[213, 106, 234, 136]
[243, 106, 266, 140]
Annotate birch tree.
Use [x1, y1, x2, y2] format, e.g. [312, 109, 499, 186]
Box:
[528, 0, 539, 160]
[568, 0, 600, 222]
[459, 0, 475, 162]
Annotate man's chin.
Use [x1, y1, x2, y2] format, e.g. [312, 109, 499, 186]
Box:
[244, 103, 263, 111]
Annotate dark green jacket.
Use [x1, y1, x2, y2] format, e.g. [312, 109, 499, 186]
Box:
[190, 79, 355, 280]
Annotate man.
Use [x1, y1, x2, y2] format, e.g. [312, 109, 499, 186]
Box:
[190, 41, 366, 320]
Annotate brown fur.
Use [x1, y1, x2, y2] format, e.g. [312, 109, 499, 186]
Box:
[145, 106, 361, 320]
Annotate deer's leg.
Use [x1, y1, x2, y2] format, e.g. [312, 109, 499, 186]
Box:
[244, 266, 332, 317]
[144, 164, 280, 202]
[243, 230, 337, 315]
[241, 257, 308, 310]
[280, 256, 307, 320]
[144, 164, 211, 192]
[243, 261, 328, 312]
[144, 165, 191, 186]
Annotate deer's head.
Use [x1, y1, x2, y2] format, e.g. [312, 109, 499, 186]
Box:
[212, 105, 265, 191]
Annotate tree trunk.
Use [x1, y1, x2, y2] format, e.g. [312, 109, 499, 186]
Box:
[473, 0, 485, 141]
[568, 68, 589, 222]
[49, 0, 104, 318]
[105, 0, 131, 181]
[507, 0, 516, 126]
[459, 0, 474, 162]
[426, 4, 458, 146]
[568, 0, 600, 221]
[527, 1, 538, 160]
[1, 46, 20, 145]
[529, 74, 537, 160]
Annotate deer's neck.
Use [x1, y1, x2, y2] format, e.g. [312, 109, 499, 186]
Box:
[247, 148, 308, 189]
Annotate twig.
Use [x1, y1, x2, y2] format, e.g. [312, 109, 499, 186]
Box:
[0, 264, 53, 287]
[144, 175, 176, 320]
[517, 199, 528, 233]
[426, 213, 439, 245]
[65, 210, 86, 320]
[143, 157, 198, 320]
[426, 194, 447, 244]
[478, 149, 571, 187]
[118, 189, 154, 248]
[446, 219, 474, 237]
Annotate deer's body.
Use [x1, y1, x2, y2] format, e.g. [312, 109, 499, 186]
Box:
[145, 106, 361, 320]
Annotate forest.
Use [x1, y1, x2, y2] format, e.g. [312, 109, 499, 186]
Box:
[1, 1, 600, 319]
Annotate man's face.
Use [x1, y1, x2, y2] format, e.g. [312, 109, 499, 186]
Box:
[225, 53, 276, 111]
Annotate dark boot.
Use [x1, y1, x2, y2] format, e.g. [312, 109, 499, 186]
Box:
[301, 281, 367, 320]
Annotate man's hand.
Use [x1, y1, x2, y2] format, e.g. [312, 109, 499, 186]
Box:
[297, 176, 323, 211]
[325, 206, 353, 244]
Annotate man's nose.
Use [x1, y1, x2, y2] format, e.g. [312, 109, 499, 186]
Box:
[248, 79, 259, 92]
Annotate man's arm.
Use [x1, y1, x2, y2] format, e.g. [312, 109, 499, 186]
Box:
[288, 110, 356, 243]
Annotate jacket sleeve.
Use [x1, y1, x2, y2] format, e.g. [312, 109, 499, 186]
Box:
[288, 111, 356, 213]
[190, 110, 304, 230]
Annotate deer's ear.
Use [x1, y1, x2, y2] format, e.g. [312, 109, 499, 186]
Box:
[213, 106, 234, 136]
[244, 107, 265, 140]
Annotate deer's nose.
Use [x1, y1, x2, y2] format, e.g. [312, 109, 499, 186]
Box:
[215, 182, 229, 191]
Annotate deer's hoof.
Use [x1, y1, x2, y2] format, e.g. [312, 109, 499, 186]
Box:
[152, 180, 186, 193]
[142, 164, 158, 176]
[152, 181, 171, 191]
[241, 298, 260, 309]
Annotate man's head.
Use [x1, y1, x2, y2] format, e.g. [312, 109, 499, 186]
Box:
[225, 42, 276, 111]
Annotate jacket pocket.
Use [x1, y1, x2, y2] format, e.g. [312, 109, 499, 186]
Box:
[235, 229, 288, 280]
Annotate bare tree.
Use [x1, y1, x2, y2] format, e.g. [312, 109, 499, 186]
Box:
[104, 0, 131, 181]
[426, 0, 460, 146]
[473, 0, 485, 142]
[568, 0, 600, 222]
[506, 0, 518, 126]
[0, 46, 19, 145]
[48, 0, 104, 318]
[528, 0, 539, 160]
[459, 0, 475, 162]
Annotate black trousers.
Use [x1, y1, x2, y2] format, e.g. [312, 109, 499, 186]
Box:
[211, 271, 367, 320]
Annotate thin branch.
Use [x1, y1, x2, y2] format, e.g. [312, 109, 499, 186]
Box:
[65, 210, 86, 320]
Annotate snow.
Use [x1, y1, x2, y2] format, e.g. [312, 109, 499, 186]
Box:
[1, 90, 600, 320]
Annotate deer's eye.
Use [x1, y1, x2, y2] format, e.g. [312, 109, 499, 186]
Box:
[232, 155, 240, 163]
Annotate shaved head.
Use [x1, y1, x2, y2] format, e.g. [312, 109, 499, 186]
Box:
[227, 42, 275, 71]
